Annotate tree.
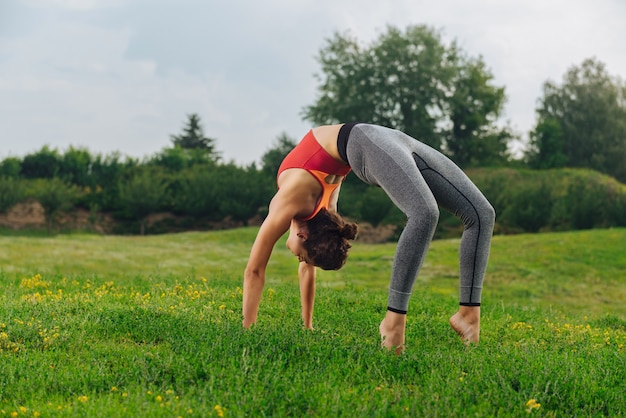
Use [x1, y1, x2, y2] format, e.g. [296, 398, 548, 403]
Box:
[303, 26, 455, 149]
[0, 157, 22, 178]
[527, 58, 626, 182]
[87, 152, 138, 212]
[445, 57, 513, 167]
[21, 146, 61, 179]
[58, 146, 93, 187]
[526, 118, 567, 169]
[150, 146, 216, 172]
[170, 114, 221, 162]
[302, 24, 513, 163]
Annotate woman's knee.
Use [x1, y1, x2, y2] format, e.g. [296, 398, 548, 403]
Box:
[410, 202, 439, 233]
[479, 201, 496, 230]
[460, 197, 494, 231]
[428, 204, 440, 226]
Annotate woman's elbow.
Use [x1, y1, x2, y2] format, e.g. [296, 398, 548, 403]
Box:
[244, 266, 265, 281]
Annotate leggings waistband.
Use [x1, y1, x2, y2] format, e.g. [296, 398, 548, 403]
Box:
[337, 122, 361, 165]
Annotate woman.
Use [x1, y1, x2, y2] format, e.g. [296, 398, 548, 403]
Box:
[243, 123, 495, 351]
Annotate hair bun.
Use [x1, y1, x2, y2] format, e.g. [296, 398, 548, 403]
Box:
[341, 222, 358, 240]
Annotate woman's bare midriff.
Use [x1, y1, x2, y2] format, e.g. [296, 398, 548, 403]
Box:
[312, 124, 346, 165]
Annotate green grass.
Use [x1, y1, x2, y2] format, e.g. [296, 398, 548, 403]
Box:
[1, 228, 625, 416]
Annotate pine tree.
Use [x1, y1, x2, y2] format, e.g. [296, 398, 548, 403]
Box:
[170, 114, 220, 161]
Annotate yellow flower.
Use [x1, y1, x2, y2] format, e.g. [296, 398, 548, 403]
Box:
[78, 395, 88, 403]
[525, 399, 541, 413]
[214, 404, 225, 417]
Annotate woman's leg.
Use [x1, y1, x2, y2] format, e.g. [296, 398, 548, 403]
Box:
[348, 124, 495, 344]
[409, 142, 495, 343]
[348, 126, 440, 352]
[410, 149, 495, 308]
[347, 125, 440, 315]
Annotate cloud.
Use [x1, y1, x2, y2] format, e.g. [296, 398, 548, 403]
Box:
[1, 0, 625, 164]
[19, 0, 124, 10]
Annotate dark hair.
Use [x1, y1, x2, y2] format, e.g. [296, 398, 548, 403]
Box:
[303, 209, 358, 270]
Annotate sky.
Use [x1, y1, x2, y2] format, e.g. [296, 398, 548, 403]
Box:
[1, 0, 625, 166]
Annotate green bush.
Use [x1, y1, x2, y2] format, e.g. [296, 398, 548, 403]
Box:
[4, 145, 626, 238]
[0, 176, 27, 213]
[171, 167, 221, 219]
[117, 168, 169, 235]
[357, 187, 393, 227]
[500, 180, 553, 233]
[0, 157, 22, 178]
[350, 168, 626, 239]
[550, 172, 603, 230]
[469, 168, 626, 234]
[215, 164, 273, 226]
[21, 146, 61, 179]
[27, 178, 79, 232]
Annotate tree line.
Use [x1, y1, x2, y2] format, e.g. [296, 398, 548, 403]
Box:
[0, 116, 275, 234]
[1, 25, 625, 236]
[304, 25, 626, 182]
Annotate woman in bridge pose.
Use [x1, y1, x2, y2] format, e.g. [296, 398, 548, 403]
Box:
[243, 123, 495, 352]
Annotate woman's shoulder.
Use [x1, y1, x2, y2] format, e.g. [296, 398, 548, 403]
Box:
[312, 124, 345, 161]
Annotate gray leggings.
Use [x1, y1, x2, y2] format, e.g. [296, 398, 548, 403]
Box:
[345, 124, 495, 313]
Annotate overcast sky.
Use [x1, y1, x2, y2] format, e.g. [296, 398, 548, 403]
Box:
[1, 0, 625, 165]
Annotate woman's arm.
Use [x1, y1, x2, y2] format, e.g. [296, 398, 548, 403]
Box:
[242, 190, 302, 328]
[298, 261, 316, 329]
[298, 178, 341, 328]
[243, 217, 289, 328]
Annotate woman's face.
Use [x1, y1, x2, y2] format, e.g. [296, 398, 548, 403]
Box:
[286, 221, 311, 264]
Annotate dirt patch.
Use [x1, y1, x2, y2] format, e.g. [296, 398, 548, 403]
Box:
[0, 201, 114, 233]
[354, 222, 397, 244]
[1, 202, 397, 242]
[56, 209, 115, 234]
[0, 200, 45, 229]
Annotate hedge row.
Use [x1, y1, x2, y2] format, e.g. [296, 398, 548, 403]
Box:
[2, 167, 625, 237]
[338, 167, 626, 238]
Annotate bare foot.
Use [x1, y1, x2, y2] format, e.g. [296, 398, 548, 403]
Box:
[379, 311, 406, 355]
[450, 306, 480, 344]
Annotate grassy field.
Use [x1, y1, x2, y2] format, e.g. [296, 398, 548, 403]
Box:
[0, 228, 625, 416]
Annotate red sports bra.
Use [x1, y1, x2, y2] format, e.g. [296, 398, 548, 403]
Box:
[277, 130, 351, 221]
